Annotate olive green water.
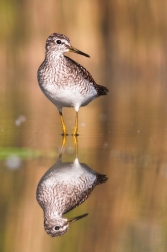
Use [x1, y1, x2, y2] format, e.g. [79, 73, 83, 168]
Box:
[1, 1, 167, 251]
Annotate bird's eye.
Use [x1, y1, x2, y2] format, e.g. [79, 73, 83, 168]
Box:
[55, 226, 60, 230]
[56, 40, 61, 45]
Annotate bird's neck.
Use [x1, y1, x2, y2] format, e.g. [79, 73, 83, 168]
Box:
[44, 205, 61, 219]
[45, 51, 65, 64]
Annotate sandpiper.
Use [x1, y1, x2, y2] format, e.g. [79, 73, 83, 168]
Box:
[36, 138, 108, 237]
[37, 33, 109, 135]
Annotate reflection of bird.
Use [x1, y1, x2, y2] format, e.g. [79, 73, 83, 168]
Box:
[37, 33, 109, 135]
[36, 153, 108, 237]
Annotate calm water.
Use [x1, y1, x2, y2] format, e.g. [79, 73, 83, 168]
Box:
[1, 1, 167, 251]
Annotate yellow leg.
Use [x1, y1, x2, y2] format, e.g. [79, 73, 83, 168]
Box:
[59, 135, 67, 158]
[73, 112, 78, 136]
[59, 111, 67, 135]
[73, 135, 78, 158]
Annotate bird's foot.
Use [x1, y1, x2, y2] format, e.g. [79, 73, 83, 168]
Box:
[72, 130, 79, 136]
[61, 132, 68, 136]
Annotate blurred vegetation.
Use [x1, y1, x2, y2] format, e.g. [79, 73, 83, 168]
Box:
[0, 147, 59, 160]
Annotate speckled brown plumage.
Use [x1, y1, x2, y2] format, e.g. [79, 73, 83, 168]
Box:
[37, 33, 109, 135]
[64, 56, 109, 96]
[36, 157, 108, 237]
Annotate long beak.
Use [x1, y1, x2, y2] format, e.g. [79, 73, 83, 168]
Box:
[68, 213, 88, 224]
[69, 46, 90, 58]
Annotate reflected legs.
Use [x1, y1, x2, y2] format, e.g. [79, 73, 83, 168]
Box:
[59, 135, 78, 158]
[73, 112, 78, 136]
[73, 135, 78, 158]
[59, 135, 67, 158]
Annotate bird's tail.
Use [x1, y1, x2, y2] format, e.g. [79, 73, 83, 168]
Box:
[96, 173, 108, 185]
[95, 84, 109, 96]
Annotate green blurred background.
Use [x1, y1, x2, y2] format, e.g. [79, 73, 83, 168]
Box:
[1, 0, 167, 251]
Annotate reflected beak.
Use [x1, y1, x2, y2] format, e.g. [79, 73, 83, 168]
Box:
[68, 213, 88, 224]
[68, 46, 90, 58]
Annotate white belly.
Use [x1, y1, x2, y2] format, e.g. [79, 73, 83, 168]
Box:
[40, 82, 97, 112]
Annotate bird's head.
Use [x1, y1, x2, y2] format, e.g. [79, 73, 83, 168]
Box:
[44, 213, 88, 237]
[45, 33, 90, 58]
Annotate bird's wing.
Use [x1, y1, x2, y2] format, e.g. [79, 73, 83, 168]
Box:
[63, 173, 108, 214]
[64, 56, 109, 95]
[63, 186, 93, 214]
